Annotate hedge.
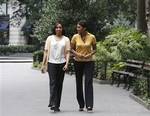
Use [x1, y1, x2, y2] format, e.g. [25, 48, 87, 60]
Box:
[0, 45, 37, 55]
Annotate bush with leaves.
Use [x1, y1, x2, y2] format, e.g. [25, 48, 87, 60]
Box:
[96, 26, 150, 78]
[0, 45, 37, 55]
[99, 26, 150, 61]
[133, 79, 147, 97]
[32, 50, 43, 68]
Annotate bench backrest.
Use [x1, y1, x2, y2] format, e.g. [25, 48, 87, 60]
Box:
[125, 59, 145, 75]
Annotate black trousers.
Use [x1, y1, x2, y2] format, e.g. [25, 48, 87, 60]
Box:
[47, 62, 65, 108]
[74, 61, 94, 109]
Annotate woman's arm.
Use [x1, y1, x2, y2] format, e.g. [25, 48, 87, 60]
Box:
[41, 50, 48, 73]
[84, 44, 96, 58]
[41, 37, 50, 73]
[63, 40, 70, 71]
[41, 50, 48, 66]
[71, 44, 85, 58]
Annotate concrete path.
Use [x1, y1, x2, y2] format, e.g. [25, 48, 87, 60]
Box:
[0, 63, 150, 116]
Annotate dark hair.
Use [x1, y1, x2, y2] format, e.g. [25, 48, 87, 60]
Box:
[77, 20, 87, 29]
[52, 21, 65, 35]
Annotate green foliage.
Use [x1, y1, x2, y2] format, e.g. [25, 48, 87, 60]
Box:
[33, 0, 109, 40]
[133, 79, 149, 100]
[33, 0, 137, 42]
[107, 0, 136, 24]
[133, 75, 150, 104]
[33, 0, 60, 42]
[33, 61, 42, 69]
[56, 0, 108, 38]
[5, 0, 137, 44]
[111, 62, 125, 70]
[133, 70, 150, 101]
[32, 50, 44, 69]
[96, 42, 113, 62]
[33, 50, 43, 63]
[96, 26, 150, 79]
[0, 45, 37, 55]
[12, 0, 46, 25]
[104, 27, 150, 61]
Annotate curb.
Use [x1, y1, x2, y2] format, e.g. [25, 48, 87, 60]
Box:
[0, 60, 33, 63]
[129, 93, 150, 110]
[0, 56, 33, 63]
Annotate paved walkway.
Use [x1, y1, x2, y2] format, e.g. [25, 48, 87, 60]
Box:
[0, 62, 150, 116]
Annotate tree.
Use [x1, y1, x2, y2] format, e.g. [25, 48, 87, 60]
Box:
[33, 0, 60, 42]
[146, 0, 150, 36]
[1, 0, 138, 43]
[137, 0, 147, 33]
[107, 0, 136, 24]
[0, 0, 6, 4]
[33, 0, 138, 43]
[33, 0, 109, 41]
[57, 0, 108, 38]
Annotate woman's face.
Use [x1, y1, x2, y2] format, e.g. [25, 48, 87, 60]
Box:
[55, 23, 63, 36]
[76, 24, 86, 34]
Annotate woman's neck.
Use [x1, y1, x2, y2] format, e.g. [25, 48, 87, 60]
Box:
[55, 34, 62, 38]
[80, 31, 87, 38]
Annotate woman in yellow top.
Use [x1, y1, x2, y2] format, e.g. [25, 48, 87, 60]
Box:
[71, 20, 96, 112]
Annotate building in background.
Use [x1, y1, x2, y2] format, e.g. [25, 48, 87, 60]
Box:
[0, 0, 26, 45]
[0, 15, 9, 45]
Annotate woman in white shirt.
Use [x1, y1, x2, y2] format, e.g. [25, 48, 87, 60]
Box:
[41, 21, 70, 112]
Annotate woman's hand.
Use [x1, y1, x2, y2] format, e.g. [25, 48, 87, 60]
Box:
[84, 53, 92, 59]
[76, 53, 85, 58]
[41, 65, 47, 73]
[63, 64, 68, 71]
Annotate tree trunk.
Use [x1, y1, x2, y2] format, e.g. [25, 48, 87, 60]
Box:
[137, 0, 147, 33]
[6, 0, 8, 15]
[146, 0, 150, 36]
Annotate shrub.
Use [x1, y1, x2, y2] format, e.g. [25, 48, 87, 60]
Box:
[0, 45, 37, 55]
[96, 26, 150, 64]
[96, 26, 150, 79]
[133, 79, 147, 97]
[33, 50, 43, 63]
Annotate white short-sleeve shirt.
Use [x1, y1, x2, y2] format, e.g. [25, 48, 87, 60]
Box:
[46, 35, 69, 64]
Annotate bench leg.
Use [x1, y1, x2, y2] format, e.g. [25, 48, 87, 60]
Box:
[127, 77, 134, 90]
[111, 72, 115, 85]
[123, 75, 128, 89]
[117, 74, 121, 87]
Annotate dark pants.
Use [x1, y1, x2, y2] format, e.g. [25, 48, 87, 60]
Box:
[47, 62, 65, 108]
[74, 61, 94, 109]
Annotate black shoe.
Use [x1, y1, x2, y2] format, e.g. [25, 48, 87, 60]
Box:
[79, 108, 84, 111]
[53, 107, 60, 112]
[50, 106, 55, 110]
[50, 106, 60, 112]
[87, 107, 93, 113]
[48, 104, 52, 107]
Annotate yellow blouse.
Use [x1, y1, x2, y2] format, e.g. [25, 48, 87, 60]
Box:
[71, 32, 96, 61]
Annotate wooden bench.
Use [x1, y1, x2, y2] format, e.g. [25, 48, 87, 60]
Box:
[111, 60, 145, 90]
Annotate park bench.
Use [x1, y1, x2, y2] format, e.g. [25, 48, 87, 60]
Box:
[111, 59, 145, 90]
